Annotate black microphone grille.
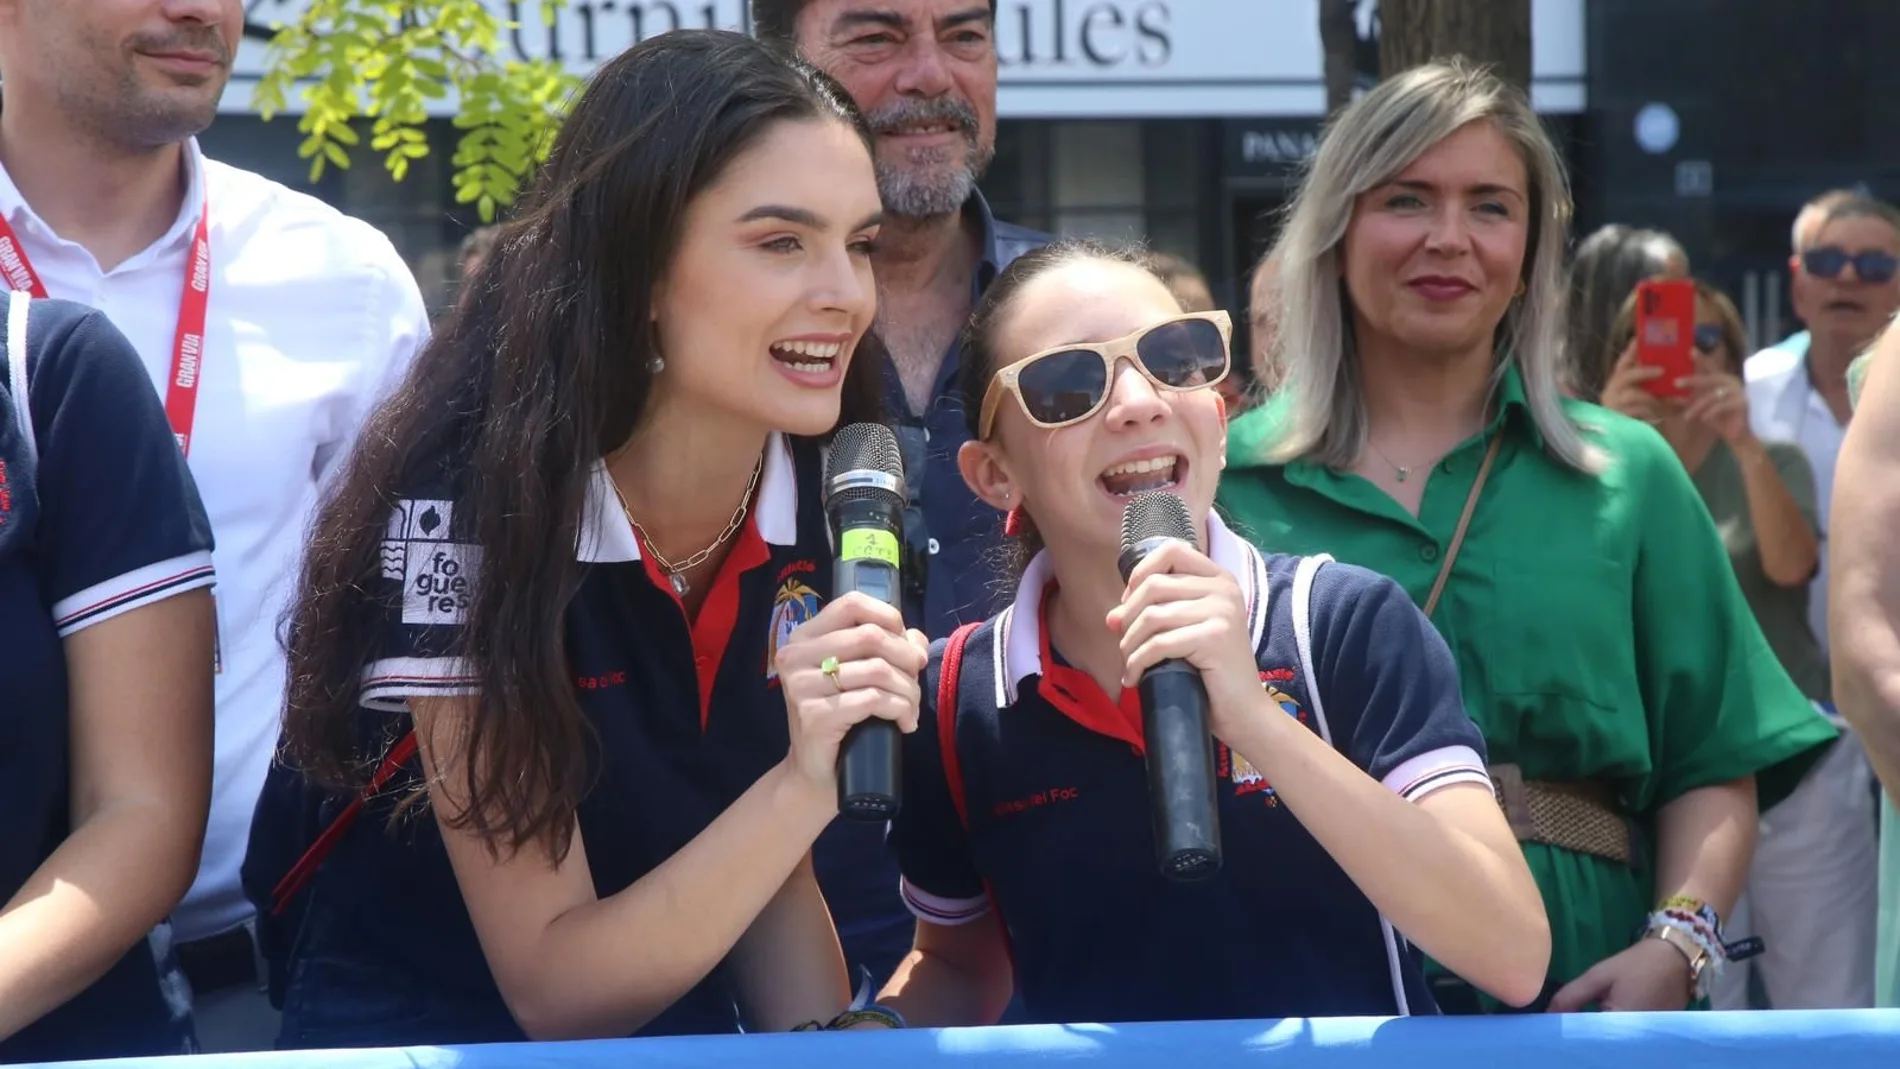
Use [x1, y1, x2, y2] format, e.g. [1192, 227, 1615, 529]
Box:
[1120, 491, 1197, 555]
[826, 422, 906, 507]
[828, 422, 904, 480]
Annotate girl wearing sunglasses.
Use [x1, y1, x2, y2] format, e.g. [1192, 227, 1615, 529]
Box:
[873, 240, 1550, 1026]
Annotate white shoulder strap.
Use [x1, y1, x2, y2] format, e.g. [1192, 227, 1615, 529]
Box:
[1289, 551, 1412, 1017]
[1290, 553, 1333, 745]
[7, 290, 34, 467]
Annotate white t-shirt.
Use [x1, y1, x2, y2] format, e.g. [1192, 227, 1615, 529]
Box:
[1743, 343, 1845, 659]
[0, 139, 429, 940]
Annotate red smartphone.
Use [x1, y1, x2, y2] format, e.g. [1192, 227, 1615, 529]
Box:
[1633, 278, 1695, 400]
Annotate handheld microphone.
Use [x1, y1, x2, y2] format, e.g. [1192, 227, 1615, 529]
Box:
[1118, 491, 1222, 881]
[825, 422, 907, 821]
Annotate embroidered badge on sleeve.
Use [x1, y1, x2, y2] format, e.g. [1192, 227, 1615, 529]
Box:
[383, 499, 480, 626]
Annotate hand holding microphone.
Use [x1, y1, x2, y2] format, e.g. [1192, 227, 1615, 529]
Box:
[824, 423, 918, 820]
[772, 590, 924, 803]
[772, 423, 925, 814]
[1109, 492, 1256, 881]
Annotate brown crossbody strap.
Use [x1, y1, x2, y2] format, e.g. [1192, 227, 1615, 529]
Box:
[1422, 432, 1503, 620]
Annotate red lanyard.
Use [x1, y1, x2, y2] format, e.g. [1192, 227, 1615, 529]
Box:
[0, 199, 211, 456]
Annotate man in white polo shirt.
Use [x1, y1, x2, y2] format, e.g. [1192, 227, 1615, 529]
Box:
[0, 0, 427, 1049]
[1745, 191, 1900, 654]
[1723, 191, 1899, 1011]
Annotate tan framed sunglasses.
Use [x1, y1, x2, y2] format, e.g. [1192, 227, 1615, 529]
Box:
[977, 310, 1233, 440]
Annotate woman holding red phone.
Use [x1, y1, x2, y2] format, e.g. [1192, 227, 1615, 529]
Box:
[1600, 281, 1877, 1013]
[1600, 282, 1823, 645]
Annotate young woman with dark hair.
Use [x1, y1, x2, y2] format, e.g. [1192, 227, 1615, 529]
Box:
[249, 29, 925, 1046]
[873, 240, 1550, 1026]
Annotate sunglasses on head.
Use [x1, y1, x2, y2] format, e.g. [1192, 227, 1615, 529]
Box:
[977, 311, 1232, 440]
[1802, 245, 1899, 284]
[1693, 323, 1726, 354]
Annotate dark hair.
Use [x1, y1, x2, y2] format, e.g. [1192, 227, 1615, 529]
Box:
[1564, 224, 1686, 401]
[283, 30, 882, 860]
[752, 0, 999, 44]
[956, 239, 1163, 573]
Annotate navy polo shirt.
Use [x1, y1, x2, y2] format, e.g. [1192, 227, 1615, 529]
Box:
[817, 193, 1047, 990]
[0, 297, 213, 1063]
[891, 515, 1493, 1023]
[269, 432, 835, 1049]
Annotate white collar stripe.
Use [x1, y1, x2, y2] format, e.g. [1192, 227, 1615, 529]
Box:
[992, 605, 1014, 709]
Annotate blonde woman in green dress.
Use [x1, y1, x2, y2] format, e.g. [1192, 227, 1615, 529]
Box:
[1217, 60, 1836, 1013]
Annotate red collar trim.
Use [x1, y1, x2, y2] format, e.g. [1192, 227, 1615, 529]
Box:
[1031, 584, 1146, 755]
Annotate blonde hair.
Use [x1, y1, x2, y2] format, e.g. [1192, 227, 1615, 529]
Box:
[1266, 60, 1601, 474]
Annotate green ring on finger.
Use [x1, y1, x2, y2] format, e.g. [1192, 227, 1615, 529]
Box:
[820, 655, 844, 691]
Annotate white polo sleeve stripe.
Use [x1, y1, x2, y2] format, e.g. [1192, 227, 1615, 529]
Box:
[1382, 745, 1492, 802]
[361, 656, 481, 711]
[51, 551, 217, 637]
[900, 877, 990, 926]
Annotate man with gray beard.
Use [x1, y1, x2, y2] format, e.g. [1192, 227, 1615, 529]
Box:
[754, 0, 1046, 993]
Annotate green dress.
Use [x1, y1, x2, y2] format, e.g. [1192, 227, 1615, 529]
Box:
[1217, 365, 1837, 990]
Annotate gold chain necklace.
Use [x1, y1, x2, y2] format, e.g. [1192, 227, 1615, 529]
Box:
[609, 452, 763, 597]
[1367, 438, 1441, 483]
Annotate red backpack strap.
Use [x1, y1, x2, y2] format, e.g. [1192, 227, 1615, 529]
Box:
[936, 622, 980, 830]
[933, 622, 1019, 973]
[270, 729, 419, 917]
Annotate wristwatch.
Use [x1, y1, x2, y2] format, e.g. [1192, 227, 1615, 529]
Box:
[1644, 924, 1712, 1000]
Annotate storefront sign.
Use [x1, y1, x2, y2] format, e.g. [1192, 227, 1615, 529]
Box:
[231, 0, 1586, 119]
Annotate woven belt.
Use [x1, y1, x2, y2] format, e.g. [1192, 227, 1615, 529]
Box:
[1490, 764, 1633, 866]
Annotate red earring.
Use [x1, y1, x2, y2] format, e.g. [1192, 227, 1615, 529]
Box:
[1004, 506, 1030, 537]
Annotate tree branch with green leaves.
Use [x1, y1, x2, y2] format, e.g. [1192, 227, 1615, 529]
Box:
[252, 0, 581, 221]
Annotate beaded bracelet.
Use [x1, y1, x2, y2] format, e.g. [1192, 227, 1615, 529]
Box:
[791, 967, 908, 1032]
[1647, 911, 1724, 971]
[1660, 896, 1767, 964]
[1651, 895, 1727, 963]
[829, 1005, 907, 1030]
[789, 1005, 907, 1032]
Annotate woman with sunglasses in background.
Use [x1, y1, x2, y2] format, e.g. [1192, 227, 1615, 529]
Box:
[871, 240, 1551, 1026]
[1563, 224, 1688, 401]
[1603, 280, 1881, 1013]
[1600, 282, 1824, 702]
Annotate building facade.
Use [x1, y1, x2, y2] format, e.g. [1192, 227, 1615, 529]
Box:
[1578, 0, 1900, 349]
[222, 0, 1588, 327]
